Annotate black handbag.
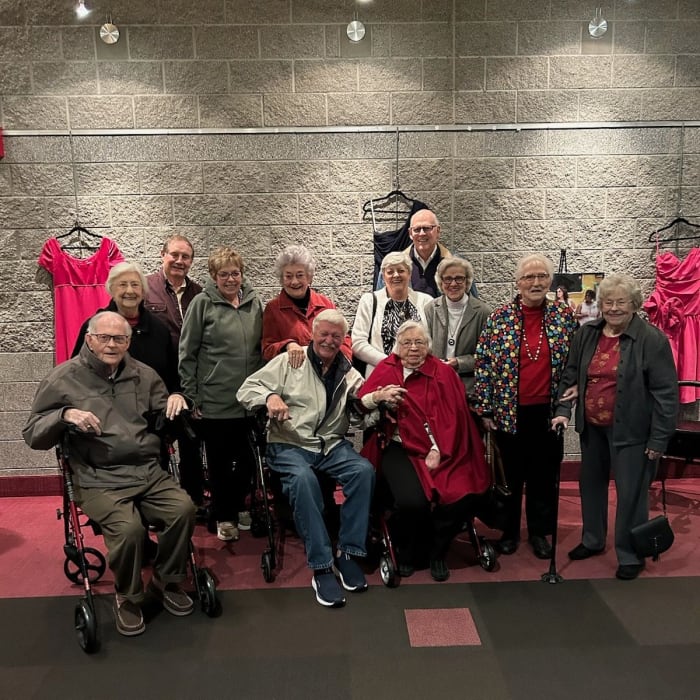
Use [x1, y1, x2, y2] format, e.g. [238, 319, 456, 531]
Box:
[475, 433, 512, 532]
[630, 477, 674, 561]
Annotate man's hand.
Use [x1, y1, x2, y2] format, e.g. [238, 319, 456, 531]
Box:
[286, 342, 306, 369]
[64, 409, 102, 435]
[426, 447, 440, 470]
[372, 384, 407, 409]
[551, 416, 569, 431]
[165, 393, 188, 420]
[267, 394, 290, 422]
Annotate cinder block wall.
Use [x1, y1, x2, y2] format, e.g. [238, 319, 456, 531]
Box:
[1, 1, 699, 476]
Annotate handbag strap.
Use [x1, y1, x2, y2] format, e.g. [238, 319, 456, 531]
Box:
[486, 432, 509, 489]
[660, 474, 668, 518]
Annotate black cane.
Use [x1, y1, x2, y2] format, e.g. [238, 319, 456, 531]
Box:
[541, 424, 565, 584]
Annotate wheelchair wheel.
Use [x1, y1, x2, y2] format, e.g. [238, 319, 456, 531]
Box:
[64, 546, 107, 585]
[261, 550, 275, 583]
[379, 553, 399, 588]
[197, 568, 221, 618]
[478, 540, 497, 572]
[75, 598, 98, 654]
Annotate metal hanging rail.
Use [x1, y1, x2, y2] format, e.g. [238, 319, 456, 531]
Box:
[3, 121, 699, 138]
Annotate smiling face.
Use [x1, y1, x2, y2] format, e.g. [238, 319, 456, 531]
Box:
[86, 313, 131, 370]
[516, 261, 551, 308]
[214, 265, 242, 301]
[440, 263, 468, 302]
[282, 264, 311, 299]
[409, 210, 441, 261]
[161, 239, 193, 287]
[382, 263, 411, 301]
[312, 320, 344, 365]
[600, 286, 635, 334]
[396, 326, 430, 369]
[111, 271, 144, 317]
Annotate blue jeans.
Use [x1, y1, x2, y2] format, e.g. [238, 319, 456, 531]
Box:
[266, 440, 375, 570]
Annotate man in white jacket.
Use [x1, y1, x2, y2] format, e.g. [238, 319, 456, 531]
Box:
[237, 309, 401, 608]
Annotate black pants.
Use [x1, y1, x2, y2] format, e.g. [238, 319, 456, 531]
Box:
[176, 430, 205, 506]
[198, 417, 255, 523]
[381, 442, 474, 564]
[494, 404, 561, 541]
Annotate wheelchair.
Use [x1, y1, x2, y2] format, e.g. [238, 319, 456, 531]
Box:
[56, 415, 220, 655]
[663, 380, 700, 472]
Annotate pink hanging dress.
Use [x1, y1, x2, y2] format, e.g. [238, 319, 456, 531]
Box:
[38, 237, 124, 365]
[643, 247, 700, 404]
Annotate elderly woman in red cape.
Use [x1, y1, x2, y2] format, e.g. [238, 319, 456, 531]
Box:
[358, 320, 489, 581]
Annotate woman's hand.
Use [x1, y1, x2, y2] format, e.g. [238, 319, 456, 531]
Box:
[286, 342, 306, 369]
[165, 393, 187, 420]
[425, 447, 440, 470]
[561, 385, 578, 403]
[373, 384, 406, 408]
[551, 416, 569, 431]
[267, 394, 290, 422]
[481, 417, 497, 432]
[645, 448, 663, 461]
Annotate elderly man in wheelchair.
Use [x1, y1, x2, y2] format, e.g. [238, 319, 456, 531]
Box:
[23, 311, 196, 637]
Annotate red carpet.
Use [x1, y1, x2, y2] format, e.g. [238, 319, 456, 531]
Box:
[0, 480, 698, 599]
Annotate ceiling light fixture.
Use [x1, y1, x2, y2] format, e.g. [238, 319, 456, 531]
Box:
[588, 8, 608, 38]
[75, 1, 91, 19]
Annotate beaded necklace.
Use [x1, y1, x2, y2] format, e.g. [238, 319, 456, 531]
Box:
[522, 306, 545, 361]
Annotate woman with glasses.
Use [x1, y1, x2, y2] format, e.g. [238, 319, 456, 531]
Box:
[552, 274, 678, 580]
[179, 246, 263, 542]
[352, 251, 432, 378]
[424, 257, 491, 400]
[473, 254, 578, 560]
[359, 321, 489, 581]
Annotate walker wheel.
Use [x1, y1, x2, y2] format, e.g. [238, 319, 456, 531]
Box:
[197, 568, 221, 618]
[64, 547, 107, 585]
[75, 598, 99, 654]
[479, 541, 497, 572]
[379, 554, 399, 588]
[261, 550, 275, 583]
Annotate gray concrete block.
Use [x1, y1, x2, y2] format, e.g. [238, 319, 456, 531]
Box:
[517, 21, 580, 56]
[485, 189, 545, 221]
[455, 0, 487, 21]
[329, 159, 391, 193]
[296, 60, 358, 92]
[194, 25, 259, 59]
[576, 156, 639, 188]
[612, 21, 646, 55]
[264, 93, 326, 126]
[327, 93, 390, 126]
[32, 61, 98, 95]
[512, 220, 575, 250]
[0, 167, 10, 197]
[0, 381, 41, 410]
[681, 155, 700, 187]
[98, 62, 164, 95]
[679, 0, 700, 18]
[638, 156, 682, 187]
[139, 163, 204, 195]
[72, 135, 166, 162]
[229, 60, 294, 94]
[517, 90, 579, 123]
[0, 411, 31, 440]
[162, 0, 226, 23]
[398, 132, 454, 159]
[173, 195, 236, 226]
[296, 132, 393, 161]
[676, 56, 700, 88]
[515, 156, 577, 188]
[616, 0, 682, 20]
[68, 96, 135, 129]
[134, 96, 199, 129]
[455, 22, 516, 57]
[613, 55, 675, 88]
[454, 158, 514, 190]
[486, 57, 548, 90]
[571, 219, 637, 250]
[677, 186, 700, 216]
[4, 134, 71, 164]
[454, 220, 513, 253]
[127, 26, 194, 60]
[44, 196, 112, 229]
[549, 57, 613, 89]
[260, 25, 326, 59]
[164, 61, 228, 94]
[63, 27, 96, 61]
[641, 89, 700, 120]
[0, 197, 45, 228]
[392, 91, 453, 125]
[11, 164, 74, 196]
[645, 20, 700, 54]
[1, 440, 58, 472]
[390, 23, 452, 58]
[198, 94, 263, 128]
[484, 131, 548, 157]
[606, 188, 668, 218]
[0, 63, 32, 95]
[422, 58, 454, 92]
[601, 248, 656, 279]
[298, 193, 358, 224]
[328, 224, 373, 255]
[74, 163, 140, 196]
[481, 252, 524, 282]
[487, 0, 550, 20]
[578, 89, 642, 121]
[546, 189, 606, 220]
[202, 162, 267, 194]
[94, 27, 128, 62]
[453, 191, 483, 220]
[324, 24, 340, 59]
[225, 0, 290, 24]
[454, 58, 485, 91]
[0, 27, 61, 61]
[266, 161, 330, 193]
[110, 195, 174, 227]
[454, 91, 516, 123]
[398, 158, 453, 193]
[168, 134, 297, 161]
[357, 58, 421, 92]
[0, 291, 53, 323]
[370, 25, 391, 58]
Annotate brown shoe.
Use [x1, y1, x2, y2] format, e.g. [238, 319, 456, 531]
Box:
[114, 593, 145, 637]
[149, 577, 194, 616]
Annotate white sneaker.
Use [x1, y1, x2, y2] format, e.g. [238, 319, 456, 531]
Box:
[237, 511, 252, 531]
[217, 521, 239, 541]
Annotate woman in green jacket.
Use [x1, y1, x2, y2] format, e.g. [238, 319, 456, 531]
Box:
[179, 247, 263, 542]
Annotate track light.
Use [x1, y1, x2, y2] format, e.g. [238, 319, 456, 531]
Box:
[588, 8, 608, 38]
[76, 1, 91, 19]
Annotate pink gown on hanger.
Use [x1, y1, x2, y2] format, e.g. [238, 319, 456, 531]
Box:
[38, 237, 124, 365]
[642, 247, 700, 404]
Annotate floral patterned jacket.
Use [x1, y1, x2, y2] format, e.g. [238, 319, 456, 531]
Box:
[473, 296, 577, 434]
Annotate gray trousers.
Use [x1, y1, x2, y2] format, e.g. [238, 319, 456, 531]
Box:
[76, 465, 196, 602]
[579, 424, 656, 566]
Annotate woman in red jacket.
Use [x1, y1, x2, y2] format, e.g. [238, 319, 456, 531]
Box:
[358, 320, 490, 581]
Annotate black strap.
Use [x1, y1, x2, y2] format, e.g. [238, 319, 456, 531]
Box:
[366, 293, 377, 343]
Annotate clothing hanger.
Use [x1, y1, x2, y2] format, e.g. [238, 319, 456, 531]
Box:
[56, 220, 103, 253]
[648, 216, 700, 243]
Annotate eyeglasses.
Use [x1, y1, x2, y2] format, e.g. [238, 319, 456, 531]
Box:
[443, 275, 466, 285]
[399, 339, 427, 348]
[217, 270, 241, 280]
[410, 225, 437, 234]
[602, 299, 632, 309]
[89, 333, 129, 345]
[519, 273, 550, 283]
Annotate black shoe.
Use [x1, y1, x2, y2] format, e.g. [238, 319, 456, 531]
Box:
[568, 543, 604, 561]
[529, 535, 552, 560]
[616, 563, 644, 580]
[430, 558, 450, 582]
[398, 562, 415, 578]
[496, 537, 519, 555]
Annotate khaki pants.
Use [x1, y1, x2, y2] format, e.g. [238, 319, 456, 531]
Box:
[76, 466, 196, 602]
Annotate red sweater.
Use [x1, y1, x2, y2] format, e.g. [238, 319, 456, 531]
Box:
[262, 289, 353, 362]
[359, 353, 490, 504]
